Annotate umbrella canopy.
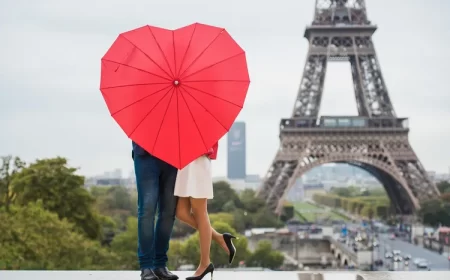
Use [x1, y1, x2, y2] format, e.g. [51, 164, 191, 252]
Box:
[100, 23, 250, 168]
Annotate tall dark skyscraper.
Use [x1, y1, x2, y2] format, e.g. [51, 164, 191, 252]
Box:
[227, 121, 246, 179]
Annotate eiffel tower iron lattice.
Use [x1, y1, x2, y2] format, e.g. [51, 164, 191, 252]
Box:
[256, 0, 440, 216]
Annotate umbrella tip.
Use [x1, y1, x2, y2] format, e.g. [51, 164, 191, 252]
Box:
[173, 80, 180, 86]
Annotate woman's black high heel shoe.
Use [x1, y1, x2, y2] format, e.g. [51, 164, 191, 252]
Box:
[222, 233, 238, 264]
[186, 263, 214, 280]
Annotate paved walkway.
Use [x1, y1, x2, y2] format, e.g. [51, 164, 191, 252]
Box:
[2, 271, 450, 280]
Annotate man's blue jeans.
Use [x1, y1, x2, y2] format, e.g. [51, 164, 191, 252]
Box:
[133, 142, 178, 269]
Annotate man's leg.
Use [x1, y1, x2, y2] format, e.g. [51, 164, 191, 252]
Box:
[134, 153, 160, 270]
[153, 159, 178, 277]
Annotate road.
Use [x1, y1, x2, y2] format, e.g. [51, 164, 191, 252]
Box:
[378, 234, 450, 271]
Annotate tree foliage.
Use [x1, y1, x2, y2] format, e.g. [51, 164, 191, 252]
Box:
[316, 184, 450, 227]
[91, 185, 137, 230]
[207, 181, 242, 212]
[437, 181, 450, 194]
[11, 157, 103, 240]
[0, 156, 286, 270]
[0, 202, 117, 270]
[0, 155, 25, 211]
[419, 199, 450, 227]
[110, 217, 139, 270]
[313, 190, 389, 219]
[245, 240, 284, 269]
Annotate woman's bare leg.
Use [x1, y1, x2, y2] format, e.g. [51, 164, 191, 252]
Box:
[176, 197, 229, 253]
[190, 197, 212, 276]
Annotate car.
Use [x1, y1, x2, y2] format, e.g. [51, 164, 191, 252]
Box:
[385, 253, 393, 259]
[393, 256, 403, 262]
[417, 261, 429, 269]
[413, 258, 425, 265]
[392, 250, 401, 255]
[374, 259, 383, 266]
[403, 254, 411, 260]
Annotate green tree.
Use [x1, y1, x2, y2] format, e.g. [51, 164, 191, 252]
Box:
[91, 185, 137, 229]
[367, 187, 388, 197]
[330, 186, 356, 197]
[246, 240, 284, 269]
[207, 181, 242, 213]
[181, 221, 250, 267]
[11, 157, 103, 240]
[209, 212, 235, 226]
[110, 217, 139, 270]
[420, 199, 450, 227]
[239, 189, 265, 213]
[437, 181, 450, 194]
[0, 156, 25, 211]
[280, 204, 295, 222]
[251, 207, 283, 228]
[0, 201, 118, 270]
[167, 240, 186, 270]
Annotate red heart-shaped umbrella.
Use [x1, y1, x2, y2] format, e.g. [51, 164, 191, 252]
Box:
[100, 23, 250, 169]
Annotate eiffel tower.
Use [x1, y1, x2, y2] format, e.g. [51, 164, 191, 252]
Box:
[256, 0, 440, 216]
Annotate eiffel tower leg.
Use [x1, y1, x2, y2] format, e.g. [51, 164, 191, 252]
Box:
[350, 54, 396, 117]
[383, 140, 441, 204]
[257, 137, 310, 212]
[292, 53, 328, 118]
[257, 159, 299, 212]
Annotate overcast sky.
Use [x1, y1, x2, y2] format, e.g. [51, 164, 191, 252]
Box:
[1, 0, 449, 178]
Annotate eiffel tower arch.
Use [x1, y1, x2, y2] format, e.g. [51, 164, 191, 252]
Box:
[256, 0, 440, 216]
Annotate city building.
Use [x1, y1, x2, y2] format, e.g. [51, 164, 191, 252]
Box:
[227, 121, 246, 179]
[212, 174, 261, 193]
[84, 168, 132, 188]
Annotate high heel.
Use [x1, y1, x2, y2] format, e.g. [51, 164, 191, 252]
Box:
[186, 263, 214, 280]
[222, 233, 238, 264]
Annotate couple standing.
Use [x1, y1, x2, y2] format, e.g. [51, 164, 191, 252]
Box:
[132, 141, 237, 280]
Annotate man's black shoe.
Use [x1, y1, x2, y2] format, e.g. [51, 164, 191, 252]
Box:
[141, 269, 159, 280]
[153, 267, 179, 280]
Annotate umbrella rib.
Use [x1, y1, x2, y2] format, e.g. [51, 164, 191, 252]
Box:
[180, 52, 245, 80]
[101, 82, 171, 90]
[179, 89, 208, 152]
[151, 88, 176, 154]
[176, 24, 197, 78]
[176, 87, 181, 168]
[178, 28, 225, 79]
[172, 31, 177, 79]
[180, 87, 228, 131]
[110, 85, 172, 117]
[121, 34, 173, 80]
[184, 80, 250, 83]
[147, 26, 175, 78]
[102, 59, 172, 81]
[182, 84, 243, 108]
[121, 87, 174, 139]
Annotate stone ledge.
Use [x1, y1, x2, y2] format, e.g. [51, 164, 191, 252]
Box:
[1, 270, 450, 280]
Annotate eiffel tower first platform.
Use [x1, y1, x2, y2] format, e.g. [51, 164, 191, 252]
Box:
[256, 0, 440, 216]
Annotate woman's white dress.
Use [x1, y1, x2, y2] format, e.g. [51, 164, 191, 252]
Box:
[174, 155, 214, 199]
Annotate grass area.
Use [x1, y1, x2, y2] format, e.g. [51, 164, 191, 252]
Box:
[293, 201, 350, 222]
